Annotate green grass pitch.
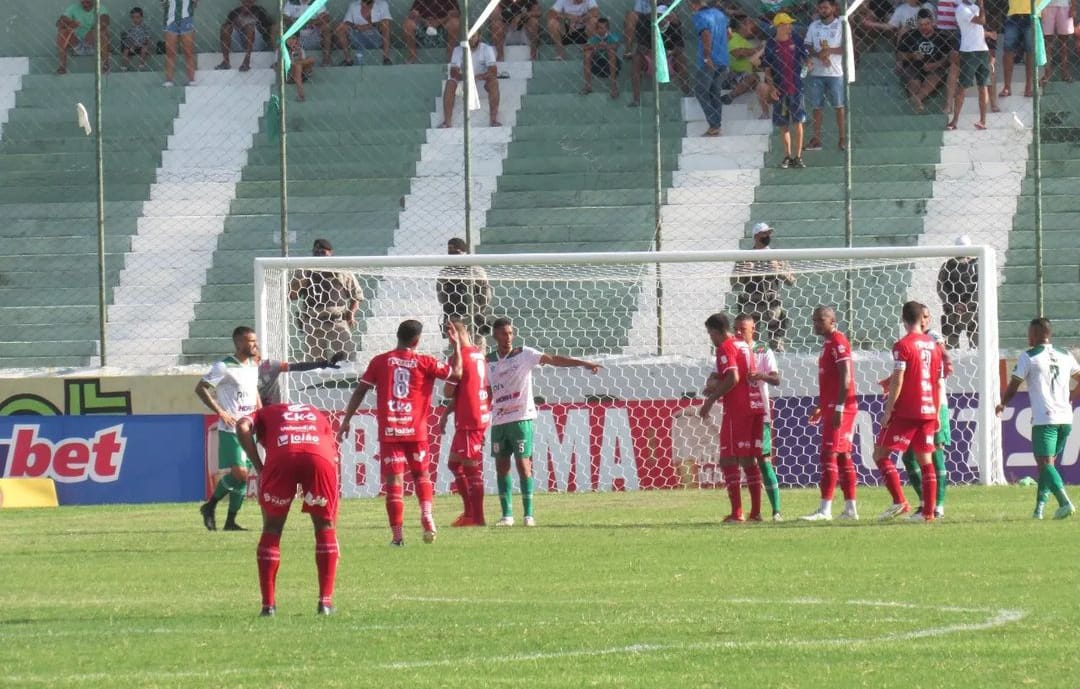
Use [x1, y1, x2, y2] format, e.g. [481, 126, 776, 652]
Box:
[1, 487, 1077, 689]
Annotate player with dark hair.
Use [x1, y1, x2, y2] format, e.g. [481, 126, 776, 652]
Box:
[700, 312, 766, 523]
[196, 326, 261, 531]
[338, 319, 463, 545]
[998, 318, 1079, 519]
[873, 300, 943, 522]
[236, 403, 341, 616]
[487, 317, 601, 526]
[802, 306, 860, 521]
[437, 318, 491, 526]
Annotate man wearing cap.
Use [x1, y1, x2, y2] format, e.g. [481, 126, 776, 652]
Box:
[289, 239, 364, 360]
[936, 235, 978, 348]
[689, 0, 730, 137]
[731, 222, 796, 351]
[762, 12, 810, 168]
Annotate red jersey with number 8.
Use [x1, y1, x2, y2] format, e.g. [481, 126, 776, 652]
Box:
[454, 344, 491, 430]
[890, 332, 942, 421]
[362, 349, 453, 444]
[819, 330, 857, 411]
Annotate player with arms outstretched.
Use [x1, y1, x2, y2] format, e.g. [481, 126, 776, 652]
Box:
[487, 317, 601, 527]
[437, 318, 491, 526]
[236, 403, 341, 616]
[802, 306, 859, 521]
[257, 351, 348, 406]
[700, 313, 766, 523]
[997, 318, 1078, 520]
[873, 300, 943, 522]
[196, 326, 261, 531]
[735, 314, 782, 521]
[338, 319, 463, 545]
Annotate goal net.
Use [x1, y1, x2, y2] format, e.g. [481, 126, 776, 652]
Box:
[255, 247, 1004, 498]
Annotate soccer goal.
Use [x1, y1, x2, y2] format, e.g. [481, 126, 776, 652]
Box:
[255, 246, 1004, 497]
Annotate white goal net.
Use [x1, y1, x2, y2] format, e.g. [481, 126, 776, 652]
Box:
[256, 247, 1004, 498]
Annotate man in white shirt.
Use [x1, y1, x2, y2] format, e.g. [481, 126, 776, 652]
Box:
[334, 0, 393, 65]
[547, 0, 600, 59]
[997, 318, 1080, 520]
[947, 0, 990, 131]
[862, 0, 935, 41]
[440, 34, 502, 128]
[804, 0, 846, 151]
[280, 0, 333, 66]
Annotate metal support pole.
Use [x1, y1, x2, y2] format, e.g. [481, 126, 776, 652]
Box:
[842, 0, 855, 336]
[462, 0, 475, 254]
[652, 1, 664, 355]
[94, 0, 108, 365]
[278, 0, 290, 257]
[1030, 2, 1044, 315]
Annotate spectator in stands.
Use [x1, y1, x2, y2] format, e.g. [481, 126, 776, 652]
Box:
[898, 10, 952, 113]
[163, 1, 197, 87]
[403, 0, 460, 63]
[436, 238, 493, 339]
[937, 235, 979, 348]
[280, 1, 333, 67]
[440, 34, 502, 127]
[548, 0, 600, 60]
[335, 0, 393, 66]
[628, 5, 689, 106]
[931, 0, 963, 118]
[216, 0, 274, 72]
[285, 34, 315, 101]
[289, 239, 364, 360]
[731, 222, 796, 352]
[689, 0, 730, 137]
[56, 0, 111, 75]
[804, 0, 845, 152]
[492, 0, 541, 61]
[722, 14, 769, 117]
[121, 7, 152, 71]
[1000, 0, 1034, 97]
[861, 0, 933, 42]
[1039, 0, 1073, 85]
[762, 12, 808, 167]
[582, 17, 621, 98]
[622, 0, 650, 58]
[947, 0, 991, 131]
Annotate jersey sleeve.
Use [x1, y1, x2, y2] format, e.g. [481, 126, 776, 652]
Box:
[202, 360, 227, 387]
[829, 335, 851, 365]
[717, 342, 736, 374]
[1069, 353, 1080, 378]
[1011, 352, 1029, 382]
[425, 355, 454, 380]
[373, 1, 393, 22]
[761, 348, 778, 375]
[522, 346, 544, 369]
[892, 342, 908, 371]
[360, 356, 381, 387]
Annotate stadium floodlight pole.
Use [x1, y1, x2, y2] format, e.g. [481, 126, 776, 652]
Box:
[94, 0, 108, 365]
[651, 0, 664, 356]
[1030, 0, 1044, 315]
[278, 0, 290, 257]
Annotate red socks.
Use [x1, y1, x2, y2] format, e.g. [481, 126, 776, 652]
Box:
[820, 454, 839, 501]
[257, 532, 281, 608]
[464, 463, 485, 524]
[722, 464, 743, 517]
[745, 462, 763, 518]
[449, 462, 470, 518]
[875, 457, 907, 504]
[315, 528, 339, 606]
[415, 473, 435, 531]
[385, 482, 404, 541]
[837, 454, 858, 501]
[921, 465, 937, 519]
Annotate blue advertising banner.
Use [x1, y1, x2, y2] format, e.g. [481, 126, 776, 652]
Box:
[0, 415, 205, 505]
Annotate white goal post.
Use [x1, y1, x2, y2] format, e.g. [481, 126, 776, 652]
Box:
[255, 246, 1004, 496]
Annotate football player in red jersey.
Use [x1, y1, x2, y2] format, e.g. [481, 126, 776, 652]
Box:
[437, 317, 491, 526]
[873, 301, 943, 522]
[700, 312, 766, 523]
[236, 402, 341, 616]
[802, 306, 860, 521]
[338, 319, 463, 545]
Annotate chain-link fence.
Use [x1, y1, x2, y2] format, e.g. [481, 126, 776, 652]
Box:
[0, 0, 1074, 369]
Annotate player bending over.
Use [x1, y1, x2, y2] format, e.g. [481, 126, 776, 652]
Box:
[437, 318, 491, 527]
[236, 403, 341, 616]
[802, 306, 859, 521]
[873, 301, 943, 522]
[487, 317, 601, 527]
[338, 320, 462, 545]
[736, 314, 783, 521]
[700, 313, 767, 523]
[997, 318, 1078, 520]
[900, 304, 952, 519]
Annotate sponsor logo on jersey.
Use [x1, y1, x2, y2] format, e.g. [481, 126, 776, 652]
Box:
[0, 424, 126, 483]
[387, 357, 418, 369]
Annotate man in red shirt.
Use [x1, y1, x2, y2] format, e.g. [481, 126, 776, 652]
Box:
[437, 318, 491, 526]
[700, 312, 766, 523]
[874, 300, 943, 522]
[338, 319, 463, 544]
[236, 403, 341, 616]
[802, 306, 860, 521]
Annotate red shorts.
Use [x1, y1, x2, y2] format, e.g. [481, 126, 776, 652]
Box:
[379, 441, 429, 476]
[877, 417, 937, 453]
[719, 413, 764, 458]
[822, 409, 857, 455]
[259, 452, 339, 520]
[450, 428, 486, 462]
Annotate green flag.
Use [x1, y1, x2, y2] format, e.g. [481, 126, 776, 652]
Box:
[280, 0, 329, 73]
[266, 95, 281, 141]
[654, 1, 684, 84]
[1033, 0, 1053, 68]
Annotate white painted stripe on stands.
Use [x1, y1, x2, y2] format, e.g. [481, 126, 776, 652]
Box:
[0, 57, 30, 141]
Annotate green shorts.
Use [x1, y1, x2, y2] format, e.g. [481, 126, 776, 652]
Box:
[491, 420, 534, 460]
[218, 431, 252, 471]
[1032, 424, 1071, 459]
[761, 421, 773, 456]
[935, 404, 952, 447]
